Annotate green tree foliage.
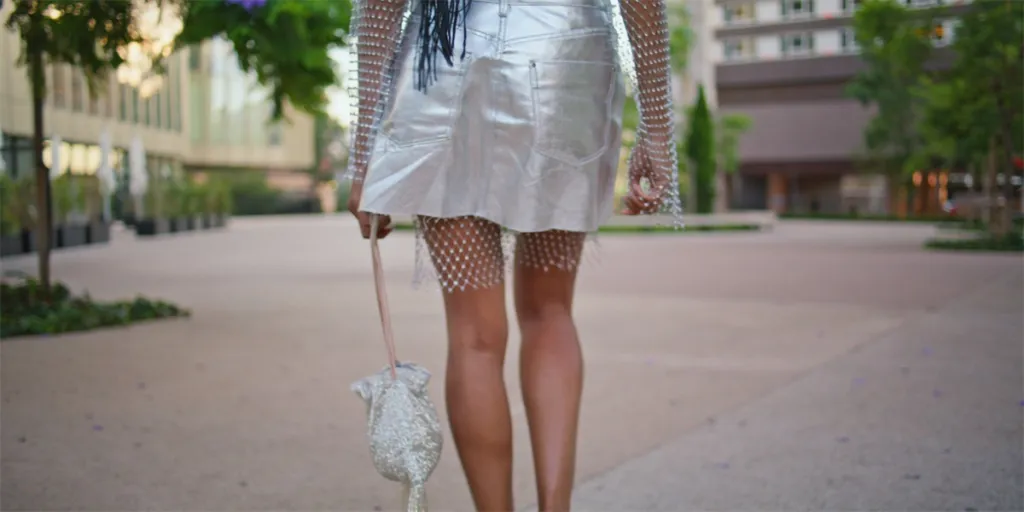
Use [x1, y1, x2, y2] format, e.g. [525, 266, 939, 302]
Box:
[913, 0, 1022, 233]
[621, 2, 692, 147]
[176, 0, 351, 120]
[685, 86, 716, 214]
[5, 1, 136, 99]
[913, 2, 1022, 180]
[846, 0, 935, 178]
[716, 114, 751, 175]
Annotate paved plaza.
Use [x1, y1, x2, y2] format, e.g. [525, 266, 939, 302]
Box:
[1, 216, 1021, 511]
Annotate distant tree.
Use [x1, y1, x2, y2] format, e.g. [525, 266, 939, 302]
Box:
[685, 86, 716, 214]
[912, 0, 1022, 233]
[716, 113, 751, 176]
[175, 0, 352, 120]
[5, 0, 139, 294]
[846, 0, 934, 198]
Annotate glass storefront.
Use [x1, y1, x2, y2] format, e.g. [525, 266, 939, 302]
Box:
[191, 37, 282, 149]
[1, 133, 177, 182]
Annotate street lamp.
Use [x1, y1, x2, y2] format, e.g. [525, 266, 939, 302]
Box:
[115, 0, 183, 98]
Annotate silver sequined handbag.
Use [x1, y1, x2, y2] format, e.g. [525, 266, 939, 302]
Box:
[351, 215, 444, 512]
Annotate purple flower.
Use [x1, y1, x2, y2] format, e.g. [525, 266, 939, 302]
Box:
[226, 0, 267, 11]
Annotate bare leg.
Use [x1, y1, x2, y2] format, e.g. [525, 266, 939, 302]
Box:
[514, 231, 586, 512]
[421, 216, 514, 511]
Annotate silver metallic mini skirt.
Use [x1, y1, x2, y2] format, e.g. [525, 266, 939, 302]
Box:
[360, 0, 626, 234]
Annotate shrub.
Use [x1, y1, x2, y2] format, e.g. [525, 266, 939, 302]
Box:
[0, 277, 190, 338]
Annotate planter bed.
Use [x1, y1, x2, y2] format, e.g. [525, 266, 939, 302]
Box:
[207, 214, 228, 229]
[2, 222, 114, 258]
[135, 218, 172, 237]
[88, 221, 112, 245]
[24, 228, 62, 252]
[171, 217, 190, 233]
[0, 233, 24, 257]
[58, 223, 89, 249]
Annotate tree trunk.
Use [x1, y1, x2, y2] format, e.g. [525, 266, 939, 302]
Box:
[984, 137, 998, 231]
[997, 134, 1015, 237]
[30, 49, 52, 295]
[993, 82, 1019, 237]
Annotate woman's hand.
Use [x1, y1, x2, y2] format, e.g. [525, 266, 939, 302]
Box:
[622, 140, 672, 216]
[347, 182, 393, 239]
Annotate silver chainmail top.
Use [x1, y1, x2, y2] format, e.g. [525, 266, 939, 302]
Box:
[345, 0, 680, 293]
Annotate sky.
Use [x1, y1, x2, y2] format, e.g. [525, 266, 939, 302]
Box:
[325, 46, 354, 127]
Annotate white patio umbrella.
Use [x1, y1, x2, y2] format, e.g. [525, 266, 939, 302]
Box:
[128, 136, 148, 218]
[97, 130, 116, 222]
[49, 134, 62, 180]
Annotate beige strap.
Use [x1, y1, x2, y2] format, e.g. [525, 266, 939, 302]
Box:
[370, 215, 399, 380]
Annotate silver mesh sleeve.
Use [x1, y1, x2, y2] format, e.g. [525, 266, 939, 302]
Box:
[344, 0, 409, 183]
[616, 0, 684, 226]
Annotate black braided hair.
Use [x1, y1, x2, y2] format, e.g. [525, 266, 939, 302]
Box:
[415, 0, 473, 92]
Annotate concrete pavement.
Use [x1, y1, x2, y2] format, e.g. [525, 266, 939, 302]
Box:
[1, 216, 1020, 511]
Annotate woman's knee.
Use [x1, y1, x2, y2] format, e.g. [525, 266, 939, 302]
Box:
[514, 268, 576, 326]
[445, 290, 509, 355]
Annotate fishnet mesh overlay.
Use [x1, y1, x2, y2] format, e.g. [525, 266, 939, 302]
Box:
[345, 0, 682, 226]
[344, 0, 410, 183]
[414, 216, 592, 293]
[343, 1, 682, 289]
[611, 0, 683, 226]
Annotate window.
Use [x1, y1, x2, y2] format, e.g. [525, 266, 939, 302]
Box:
[154, 90, 162, 128]
[132, 89, 140, 124]
[119, 84, 129, 121]
[71, 70, 84, 111]
[840, 28, 859, 52]
[173, 69, 182, 133]
[88, 93, 100, 116]
[188, 46, 202, 71]
[267, 121, 283, 146]
[905, 0, 943, 7]
[931, 21, 951, 46]
[781, 32, 815, 56]
[915, 21, 951, 45]
[105, 77, 115, 118]
[841, 0, 862, 12]
[723, 3, 755, 24]
[723, 39, 755, 61]
[162, 75, 172, 130]
[780, 0, 814, 18]
[189, 74, 206, 143]
[52, 65, 67, 108]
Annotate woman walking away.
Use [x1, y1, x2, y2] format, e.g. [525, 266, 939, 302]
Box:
[346, 0, 681, 510]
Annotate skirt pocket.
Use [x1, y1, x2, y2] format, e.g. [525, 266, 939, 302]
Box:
[383, 53, 474, 149]
[529, 59, 617, 168]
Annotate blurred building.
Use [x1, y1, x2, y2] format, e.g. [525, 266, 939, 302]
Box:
[0, 6, 315, 193]
[710, 0, 968, 215]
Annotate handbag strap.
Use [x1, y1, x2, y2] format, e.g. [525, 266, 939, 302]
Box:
[370, 214, 399, 380]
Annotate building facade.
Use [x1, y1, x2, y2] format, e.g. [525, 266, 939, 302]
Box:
[710, 0, 967, 215]
[0, 3, 315, 192]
